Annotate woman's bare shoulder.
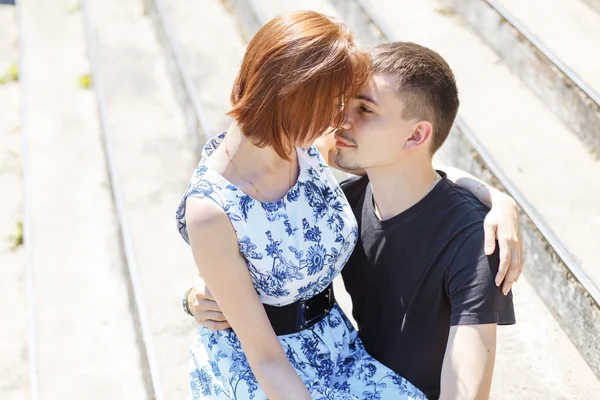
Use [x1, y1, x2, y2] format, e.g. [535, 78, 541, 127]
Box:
[185, 197, 236, 244]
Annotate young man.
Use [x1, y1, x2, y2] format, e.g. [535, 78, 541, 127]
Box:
[189, 42, 518, 399]
[324, 42, 516, 399]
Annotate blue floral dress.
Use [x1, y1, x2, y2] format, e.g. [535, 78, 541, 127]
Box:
[176, 133, 426, 400]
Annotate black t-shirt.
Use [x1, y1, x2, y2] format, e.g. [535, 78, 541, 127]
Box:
[341, 173, 515, 400]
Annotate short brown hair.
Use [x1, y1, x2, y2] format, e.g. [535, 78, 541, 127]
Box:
[371, 42, 459, 154]
[228, 11, 370, 160]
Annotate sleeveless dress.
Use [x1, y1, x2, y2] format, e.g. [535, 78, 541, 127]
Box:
[176, 132, 426, 400]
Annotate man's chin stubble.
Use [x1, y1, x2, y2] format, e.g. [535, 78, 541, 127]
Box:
[334, 152, 363, 171]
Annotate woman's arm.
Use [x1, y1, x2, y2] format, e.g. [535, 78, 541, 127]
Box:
[185, 197, 311, 400]
[436, 163, 499, 208]
[435, 163, 523, 295]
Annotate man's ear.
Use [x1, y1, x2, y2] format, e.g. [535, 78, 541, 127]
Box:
[405, 121, 433, 150]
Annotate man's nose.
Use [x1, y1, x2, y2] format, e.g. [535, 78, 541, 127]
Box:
[340, 113, 353, 130]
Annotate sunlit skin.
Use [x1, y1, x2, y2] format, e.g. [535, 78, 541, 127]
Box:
[334, 74, 440, 221]
[334, 76, 420, 171]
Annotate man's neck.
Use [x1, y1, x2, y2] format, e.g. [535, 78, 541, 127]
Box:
[367, 161, 438, 221]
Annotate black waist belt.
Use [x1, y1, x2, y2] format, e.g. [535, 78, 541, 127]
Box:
[264, 284, 335, 335]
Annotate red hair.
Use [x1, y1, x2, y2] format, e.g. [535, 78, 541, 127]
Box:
[228, 11, 370, 160]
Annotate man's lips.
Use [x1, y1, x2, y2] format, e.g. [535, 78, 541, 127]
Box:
[334, 135, 355, 148]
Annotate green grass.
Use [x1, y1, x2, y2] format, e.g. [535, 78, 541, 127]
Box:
[0, 64, 19, 85]
[79, 73, 92, 90]
[434, 7, 456, 16]
[68, 2, 81, 15]
[0, 150, 20, 174]
[10, 221, 23, 250]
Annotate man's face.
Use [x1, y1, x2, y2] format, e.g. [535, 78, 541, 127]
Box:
[333, 74, 418, 171]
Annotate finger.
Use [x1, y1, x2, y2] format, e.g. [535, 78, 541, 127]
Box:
[194, 291, 207, 301]
[501, 247, 521, 295]
[516, 237, 525, 282]
[483, 220, 497, 255]
[501, 277, 515, 296]
[192, 298, 222, 313]
[201, 320, 231, 331]
[495, 241, 511, 287]
[502, 274, 516, 295]
[196, 310, 228, 323]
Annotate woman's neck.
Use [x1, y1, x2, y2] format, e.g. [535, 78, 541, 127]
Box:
[212, 122, 299, 203]
[225, 122, 294, 173]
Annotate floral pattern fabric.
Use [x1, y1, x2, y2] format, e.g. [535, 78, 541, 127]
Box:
[176, 133, 426, 399]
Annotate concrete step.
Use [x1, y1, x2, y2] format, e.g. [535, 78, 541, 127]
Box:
[19, 0, 148, 398]
[145, 0, 247, 145]
[495, 0, 600, 97]
[0, 4, 28, 400]
[234, 0, 600, 398]
[440, 0, 600, 158]
[80, 0, 205, 397]
[584, 0, 600, 15]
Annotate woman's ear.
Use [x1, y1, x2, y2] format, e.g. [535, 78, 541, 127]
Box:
[404, 121, 433, 150]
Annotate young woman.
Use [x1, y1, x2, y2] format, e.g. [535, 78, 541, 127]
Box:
[176, 11, 521, 400]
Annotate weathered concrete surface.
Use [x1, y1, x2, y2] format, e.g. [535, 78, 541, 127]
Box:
[234, 0, 600, 397]
[0, 5, 29, 400]
[252, 0, 387, 49]
[83, 0, 205, 396]
[496, 0, 600, 98]
[583, 0, 600, 15]
[252, 0, 340, 29]
[150, 0, 247, 138]
[441, 0, 600, 158]
[19, 0, 148, 398]
[489, 278, 599, 399]
[228, 0, 265, 40]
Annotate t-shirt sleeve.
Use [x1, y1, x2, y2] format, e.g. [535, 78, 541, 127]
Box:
[446, 228, 516, 326]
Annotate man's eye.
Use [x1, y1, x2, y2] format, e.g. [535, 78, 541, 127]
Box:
[360, 105, 373, 114]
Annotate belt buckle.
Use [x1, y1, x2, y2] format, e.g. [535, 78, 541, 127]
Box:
[296, 285, 333, 331]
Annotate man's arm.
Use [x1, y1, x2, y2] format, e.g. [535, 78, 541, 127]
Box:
[440, 324, 497, 400]
[434, 163, 495, 208]
[442, 228, 515, 399]
[187, 276, 230, 330]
